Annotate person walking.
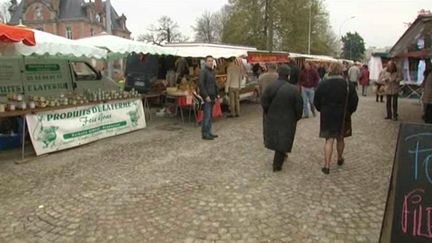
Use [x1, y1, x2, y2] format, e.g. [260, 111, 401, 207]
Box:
[318, 63, 327, 81]
[359, 65, 370, 96]
[198, 55, 220, 140]
[261, 65, 303, 172]
[299, 62, 320, 118]
[383, 61, 401, 121]
[288, 59, 301, 91]
[314, 62, 359, 175]
[348, 62, 361, 90]
[225, 58, 242, 118]
[376, 67, 386, 102]
[258, 63, 278, 96]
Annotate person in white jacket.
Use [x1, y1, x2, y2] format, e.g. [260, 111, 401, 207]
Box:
[225, 58, 243, 117]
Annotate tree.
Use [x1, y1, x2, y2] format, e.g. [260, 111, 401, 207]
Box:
[192, 11, 221, 43]
[341, 32, 366, 61]
[221, 0, 338, 55]
[137, 16, 188, 45]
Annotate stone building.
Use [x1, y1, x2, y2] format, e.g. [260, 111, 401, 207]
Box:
[8, 0, 130, 39]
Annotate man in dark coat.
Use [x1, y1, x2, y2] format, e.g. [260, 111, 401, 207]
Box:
[198, 55, 219, 140]
[261, 64, 303, 172]
[288, 59, 300, 86]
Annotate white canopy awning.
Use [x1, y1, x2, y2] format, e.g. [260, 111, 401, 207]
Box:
[289, 52, 339, 62]
[0, 29, 107, 59]
[77, 34, 173, 59]
[164, 43, 257, 58]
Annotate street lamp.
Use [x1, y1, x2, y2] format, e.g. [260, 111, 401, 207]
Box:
[339, 16, 355, 59]
[339, 16, 355, 40]
[308, 3, 312, 54]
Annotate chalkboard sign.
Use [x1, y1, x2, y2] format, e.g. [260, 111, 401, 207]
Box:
[380, 123, 432, 243]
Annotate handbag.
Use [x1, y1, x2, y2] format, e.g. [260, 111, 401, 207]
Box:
[341, 80, 352, 137]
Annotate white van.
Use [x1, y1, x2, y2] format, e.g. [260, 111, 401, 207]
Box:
[0, 57, 118, 96]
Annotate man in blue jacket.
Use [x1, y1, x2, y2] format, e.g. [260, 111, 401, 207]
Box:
[198, 55, 220, 140]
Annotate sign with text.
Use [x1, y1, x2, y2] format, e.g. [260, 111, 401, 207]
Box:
[26, 99, 146, 156]
[380, 123, 432, 243]
[247, 51, 289, 64]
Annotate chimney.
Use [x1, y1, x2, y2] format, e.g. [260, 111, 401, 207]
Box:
[52, 0, 60, 13]
[95, 0, 103, 13]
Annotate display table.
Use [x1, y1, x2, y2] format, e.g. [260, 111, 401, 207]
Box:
[165, 93, 195, 123]
[142, 93, 162, 122]
[0, 98, 146, 160]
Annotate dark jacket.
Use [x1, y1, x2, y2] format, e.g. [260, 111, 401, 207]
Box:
[198, 67, 218, 100]
[299, 68, 320, 88]
[314, 76, 359, 138]
[289, 65, 300, 85]
[261, 78, 303, 153]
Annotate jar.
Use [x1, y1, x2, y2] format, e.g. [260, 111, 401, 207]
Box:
[28, 101, 36, 109]
[8, 103, 15, 111]
[18, 102, 27, 110]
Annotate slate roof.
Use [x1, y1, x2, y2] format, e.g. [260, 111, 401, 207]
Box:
[9, 0, 129, 33]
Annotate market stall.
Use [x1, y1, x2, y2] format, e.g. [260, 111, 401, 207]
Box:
[0, 27, 148, 159]
[77, 34, 173, 59]
[155, 43, 259, 121]
[0, 23, 35, 46]
[389, 14, 432, 99]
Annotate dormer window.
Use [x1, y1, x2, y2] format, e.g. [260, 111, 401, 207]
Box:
[35, 5, 42, 20]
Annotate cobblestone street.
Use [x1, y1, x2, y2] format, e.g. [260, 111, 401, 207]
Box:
[0, 96, 424, 243]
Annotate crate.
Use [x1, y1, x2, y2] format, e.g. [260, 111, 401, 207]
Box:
[0, 134, 22, 150]
[0, 117, 24, 151]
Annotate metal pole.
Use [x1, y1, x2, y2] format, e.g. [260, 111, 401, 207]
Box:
[106, 0, 113, 79]
[308, 3, 312, 54]
[21, 116, 26, 161]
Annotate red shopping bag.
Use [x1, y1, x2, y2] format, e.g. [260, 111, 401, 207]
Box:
[212, 100, 222, 118]
[196, 110, 204, 123]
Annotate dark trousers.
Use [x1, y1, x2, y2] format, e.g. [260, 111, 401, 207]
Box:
[273, 151, 286, 170]
[201, 102, 213, 137]
[386, 94, 399, 118]
[425, 104, 432, 123]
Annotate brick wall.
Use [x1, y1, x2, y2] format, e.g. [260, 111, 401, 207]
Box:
[21, 1, 131, 40]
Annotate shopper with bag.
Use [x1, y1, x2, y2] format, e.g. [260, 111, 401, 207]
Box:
[261, 64, 303, 172]
[198, 55, 220, 140]
[314, 62, 359, 175]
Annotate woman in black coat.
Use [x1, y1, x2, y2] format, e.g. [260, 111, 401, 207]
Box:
[261, 65, 303, 172]
[314, 62, 359, 175]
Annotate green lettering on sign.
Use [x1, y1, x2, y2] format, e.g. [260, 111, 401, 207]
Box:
[25, 64, 60, 72]
[63, 121, 127, 140]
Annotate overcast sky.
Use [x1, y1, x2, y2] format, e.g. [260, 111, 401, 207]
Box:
[109, 0, 429, 50]
[3, 0, 430, 50]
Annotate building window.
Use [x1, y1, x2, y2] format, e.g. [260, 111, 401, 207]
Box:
[35, 5, 43, 20]
[90, 28, 95, 36]
[66, 26, 73, 39]
[95, 14, 101, 23]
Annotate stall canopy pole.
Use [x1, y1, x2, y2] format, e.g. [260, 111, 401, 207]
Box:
[106, 0, 113, 79]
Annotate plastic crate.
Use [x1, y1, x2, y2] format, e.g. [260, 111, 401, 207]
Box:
[0, 117, 24, 151]
[0, 134, 22, 150]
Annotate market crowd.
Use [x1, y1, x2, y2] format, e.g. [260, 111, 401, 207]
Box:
[198, 55, 432, 175]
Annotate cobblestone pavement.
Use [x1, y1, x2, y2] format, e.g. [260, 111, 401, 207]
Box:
[0, 96, 424, 243]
